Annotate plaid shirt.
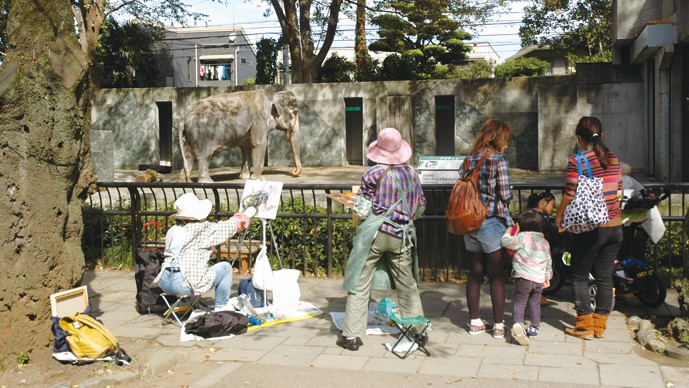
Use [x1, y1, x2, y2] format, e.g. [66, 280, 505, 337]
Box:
[458, 150, 514, 226]
[153, 219, 239, 294]
[359, 164, 427, 237]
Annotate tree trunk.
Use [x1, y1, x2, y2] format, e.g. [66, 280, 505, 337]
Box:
[354, 0, 370, 81]
[0, 0, 96, 364]
[272, 0, 342, 84]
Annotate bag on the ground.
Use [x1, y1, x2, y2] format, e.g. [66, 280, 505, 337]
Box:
[272, 269, 301, 306]
[446, 152, 493, 235]
[239, 278, 265, 308]
[184, 311, 250, 338]
[58, 313, 120, 359]
[562, 153, 609, 234]
[135, 249, 168, 314]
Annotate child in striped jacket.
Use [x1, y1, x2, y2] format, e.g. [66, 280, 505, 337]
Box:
[501, 209, 553, 346]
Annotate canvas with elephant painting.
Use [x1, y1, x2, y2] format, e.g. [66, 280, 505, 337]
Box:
[239, 180, 283, 220]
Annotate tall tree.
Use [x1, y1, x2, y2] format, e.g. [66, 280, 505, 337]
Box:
[255, 37, 279, 84]
[70, 0, 206, 86]
[0, 0, 96, 364]
[519, 0, 612, 63]
[368, 0, 505, 80]
[354, 0, 373, 81]
[94, 18, 164, 87]
[268, 0, 343, 83]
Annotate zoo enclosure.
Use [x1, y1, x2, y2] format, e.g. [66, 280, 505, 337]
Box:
[83, 182, 689, 280]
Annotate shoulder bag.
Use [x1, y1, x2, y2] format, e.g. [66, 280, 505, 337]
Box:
[561, 153, 610, 234]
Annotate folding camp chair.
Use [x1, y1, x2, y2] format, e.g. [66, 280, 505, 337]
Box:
[389, 315, 431, 359]
[161, 292, 198, 326]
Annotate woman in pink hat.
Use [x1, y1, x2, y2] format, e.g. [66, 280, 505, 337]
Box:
[153, 193, 251, 312]
[337, 127, 428, 351]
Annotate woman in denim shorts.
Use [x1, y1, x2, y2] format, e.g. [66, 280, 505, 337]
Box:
[458, 119, 514, 339]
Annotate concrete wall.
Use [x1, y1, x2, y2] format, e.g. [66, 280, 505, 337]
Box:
[90, 71, 645, 179]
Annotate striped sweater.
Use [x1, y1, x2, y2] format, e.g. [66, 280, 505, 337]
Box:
[565, 150, 622, 221]
[501, 231, 552, 283]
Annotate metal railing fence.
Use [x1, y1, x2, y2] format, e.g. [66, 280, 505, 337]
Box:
[82, 182, 689, 280]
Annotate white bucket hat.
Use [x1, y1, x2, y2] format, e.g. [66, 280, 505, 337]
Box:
[172, 193, 212, 221]
[367, 127, 412, 165]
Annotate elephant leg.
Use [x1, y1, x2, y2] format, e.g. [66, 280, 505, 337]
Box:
[239, 145, 252, 180]
[251, 143, 267, 180]
[196, 154, 214, 183]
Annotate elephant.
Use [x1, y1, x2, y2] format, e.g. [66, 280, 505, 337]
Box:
[180, 89, 301, 182]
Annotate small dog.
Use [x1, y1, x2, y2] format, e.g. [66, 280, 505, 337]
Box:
[135, 169, 160, 182]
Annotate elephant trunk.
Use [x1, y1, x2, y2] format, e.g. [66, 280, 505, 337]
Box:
[289, 120, 302, 177]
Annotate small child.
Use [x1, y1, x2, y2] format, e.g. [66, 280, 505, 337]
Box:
[527, 192, 558, 305]
[501, 209, 552, 346]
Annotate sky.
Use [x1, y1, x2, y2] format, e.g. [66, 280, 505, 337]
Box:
[183, 0, 530, 63]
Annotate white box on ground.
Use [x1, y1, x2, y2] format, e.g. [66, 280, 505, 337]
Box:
[418, 156, 464, 184]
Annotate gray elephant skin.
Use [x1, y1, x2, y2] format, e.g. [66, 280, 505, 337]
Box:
[180, 89, 302, 182]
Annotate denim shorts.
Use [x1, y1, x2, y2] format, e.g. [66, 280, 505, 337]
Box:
[463, 217, 506, 254]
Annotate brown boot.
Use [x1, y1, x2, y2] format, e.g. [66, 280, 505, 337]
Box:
[565, 313, 594, 340]
[592, 313, 608, 339]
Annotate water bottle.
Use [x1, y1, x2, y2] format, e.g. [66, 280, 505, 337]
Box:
[249, 316, 262, 326]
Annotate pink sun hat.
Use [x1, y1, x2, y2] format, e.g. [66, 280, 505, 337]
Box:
[366, 127, 412, 165]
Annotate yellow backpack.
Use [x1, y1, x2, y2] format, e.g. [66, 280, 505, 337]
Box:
[59, 313, 119, 359]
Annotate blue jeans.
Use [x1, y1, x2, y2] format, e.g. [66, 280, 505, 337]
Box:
[158, 262, 233, 309]
[464, 217, 507, 254]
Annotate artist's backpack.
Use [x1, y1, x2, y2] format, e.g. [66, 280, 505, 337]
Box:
[446, 152, 493, 235]
[58, 313, 119, 359]
[135, 249, 168, 314]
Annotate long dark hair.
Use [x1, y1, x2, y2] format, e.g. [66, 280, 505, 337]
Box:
[470, 118, 512, 154]
[576, 116, 610, 168]
[527, 192, 555, 209]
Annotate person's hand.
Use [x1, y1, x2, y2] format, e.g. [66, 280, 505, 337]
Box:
[230, 212, 251, 231]
[544, 279, 550, 288]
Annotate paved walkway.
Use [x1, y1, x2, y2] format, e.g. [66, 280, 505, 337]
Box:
[82, 270, 689, 388]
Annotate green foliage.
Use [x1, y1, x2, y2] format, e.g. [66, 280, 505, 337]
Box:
[318, 53, 356, 83]
[16, 351, 29, 365]
[450, 59, 494, 79]
[519, 0, 612, 65]
[0, 0, 8, 64]
[94, 18, 163, 88]
[378, 53, 418, 81]
[494, 57, 549, 78]
[244, 77, 256, 86]
[266, 198, 356, 276]
[369, 0, 477, 80]
[255, 37, 279, 85]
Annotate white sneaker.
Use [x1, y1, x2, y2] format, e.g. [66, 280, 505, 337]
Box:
[511, 322, 530, 346]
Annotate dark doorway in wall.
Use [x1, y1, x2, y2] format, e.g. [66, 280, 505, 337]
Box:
[157, 101, 173, 172]
[345, 98, 364, 165]
[435, 96, 455, 155]
[682, 46, 689, 181]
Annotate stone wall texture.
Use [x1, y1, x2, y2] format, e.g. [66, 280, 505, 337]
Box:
[91, 69, 645, 179]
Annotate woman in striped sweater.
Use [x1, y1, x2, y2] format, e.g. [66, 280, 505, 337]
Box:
[554, 116, 623, 340]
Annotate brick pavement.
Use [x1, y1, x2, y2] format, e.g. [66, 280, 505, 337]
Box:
[81, 270, 689, 388]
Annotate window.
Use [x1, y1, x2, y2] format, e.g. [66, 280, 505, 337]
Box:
[241, 58, 252, 65]
[199, 59, 233, 81]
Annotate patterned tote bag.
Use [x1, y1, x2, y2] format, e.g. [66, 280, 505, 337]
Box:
[562, 153, 609, 234]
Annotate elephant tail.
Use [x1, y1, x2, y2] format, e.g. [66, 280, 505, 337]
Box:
[179, 127, 193, 182]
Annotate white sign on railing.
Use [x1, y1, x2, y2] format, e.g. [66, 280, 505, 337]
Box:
[417, 156, 464, 184]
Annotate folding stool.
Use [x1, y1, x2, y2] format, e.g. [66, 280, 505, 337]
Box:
[161, 293, 198, 326]
[389, 315, 431, 359]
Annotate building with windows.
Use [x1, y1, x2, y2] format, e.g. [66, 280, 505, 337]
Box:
[157, 25, 257, 87]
